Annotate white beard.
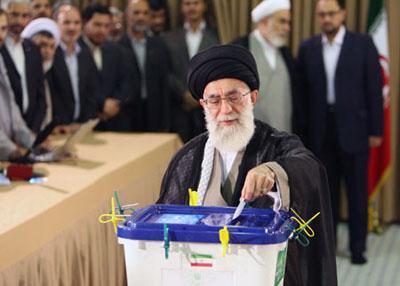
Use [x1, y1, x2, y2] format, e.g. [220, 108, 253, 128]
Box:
[266, 20, 288, 48]
[268, 34, 287, 48]
[205, 102, 255, 152]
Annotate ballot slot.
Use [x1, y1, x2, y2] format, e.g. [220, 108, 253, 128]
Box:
[121, 204, 294, 244]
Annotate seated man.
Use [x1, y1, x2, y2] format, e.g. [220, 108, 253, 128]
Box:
[158, 44, 337, 286]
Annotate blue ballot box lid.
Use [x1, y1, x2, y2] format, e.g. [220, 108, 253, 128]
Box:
[117, 205, 295, 245]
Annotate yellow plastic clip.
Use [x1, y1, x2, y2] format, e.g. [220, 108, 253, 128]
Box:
[290, 208, 320, 238]
[219, 226, 230, 257]
[188, 188, 198, 206]
[98, 197, 128, 233]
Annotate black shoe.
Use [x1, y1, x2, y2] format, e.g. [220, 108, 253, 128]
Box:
[351, 253, 367, 264]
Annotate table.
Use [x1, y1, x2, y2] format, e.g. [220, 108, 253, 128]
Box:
[0, 132, 181, 286]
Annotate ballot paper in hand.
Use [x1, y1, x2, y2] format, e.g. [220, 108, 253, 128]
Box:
[232, 198, 246, 220]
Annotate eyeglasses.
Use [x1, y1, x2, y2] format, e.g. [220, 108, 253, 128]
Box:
[317, 10, 341, 19]
[202, 90, 251, 109]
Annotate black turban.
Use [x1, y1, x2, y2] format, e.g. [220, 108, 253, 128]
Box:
[187, 44, 260, 100]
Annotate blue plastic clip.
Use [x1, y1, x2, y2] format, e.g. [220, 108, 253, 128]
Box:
[164, 224, 170, 259]
[284, 223, 310, 247]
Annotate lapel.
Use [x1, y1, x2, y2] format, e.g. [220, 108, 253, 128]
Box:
[55, 47, 74, 97]
[177, 28, 190, 61]
[122, 34, 141, 77]
[144, 36, 153, 88]
[77, 49, 84, 100]
[313, 35, 328, 92]
[198, 29, 209, 52]
[334, 30, 351, 84]
[101, 44, 111, 78]
[22, 40, 33, 99]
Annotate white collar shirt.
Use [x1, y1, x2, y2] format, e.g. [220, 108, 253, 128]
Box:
[218, 149, 239, 183]
[322, 25, 346, 105]
[184, 20, 206, 59]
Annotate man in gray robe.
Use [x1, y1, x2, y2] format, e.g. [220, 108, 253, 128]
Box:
[157, 44, 337, 286]
[0, 8, 34, 160]
[232, 0, 295, 132]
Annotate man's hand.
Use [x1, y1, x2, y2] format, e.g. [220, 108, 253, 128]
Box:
[182, 91, 199, 112]
[10, 146, 28, 158]
[102, 98, 120, 120]
[241, 164, 276, 202]
[52, 124, 81, 135]
[369, 136, 383, 148]
[40, 137, 52, 150]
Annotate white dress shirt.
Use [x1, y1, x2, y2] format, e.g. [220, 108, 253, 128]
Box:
[130, 36, 147, 99]
[253, 29, 278, 70]
[82, 36, 102, 70]
[322, 25, 346, 105]
[184, 20, 206, 59]
[5, 36, 29, 112]
[60, 42, 81, 120]
[219, 149, 238, 183]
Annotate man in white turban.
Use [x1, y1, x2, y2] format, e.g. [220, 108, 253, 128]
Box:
[21, 18, 60, 128]
[232, 0, 296, 134]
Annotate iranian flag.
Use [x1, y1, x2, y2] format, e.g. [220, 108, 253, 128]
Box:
[367, 0, 391, 202]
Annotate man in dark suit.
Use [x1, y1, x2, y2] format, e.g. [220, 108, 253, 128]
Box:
[81, 3, 138, 131]
[47, 4, 98, 133]
[1, 0, 46, 133]
[163, 0, 219, 142]
[119, 0, 170, 132]
[295, 0, 383, 264]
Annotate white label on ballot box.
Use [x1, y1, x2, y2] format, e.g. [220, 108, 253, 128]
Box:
[162, 269, 233, 286]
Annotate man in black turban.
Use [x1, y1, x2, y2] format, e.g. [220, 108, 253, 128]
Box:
[158, 44, 337, 286]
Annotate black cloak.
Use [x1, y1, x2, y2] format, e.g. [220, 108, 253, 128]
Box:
[158, 120, 337, 286]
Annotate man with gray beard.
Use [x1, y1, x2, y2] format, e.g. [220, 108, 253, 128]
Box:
[158, 44, 337, 286]
[232, 0, 295, 133]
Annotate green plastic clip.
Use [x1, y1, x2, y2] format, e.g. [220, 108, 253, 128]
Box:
[164, 224, 170, 259]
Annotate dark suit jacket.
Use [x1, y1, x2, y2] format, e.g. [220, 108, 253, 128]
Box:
[295, 30, 383, 154]
[78, 38, 139, 131]
[163, 27, 219, 103]
[162, 27, 219, 141]
[0, 39, 46, 133]
[119, 34, 170, 132]
[78, 38, 137, 108]
[46, 45, 98, 125]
